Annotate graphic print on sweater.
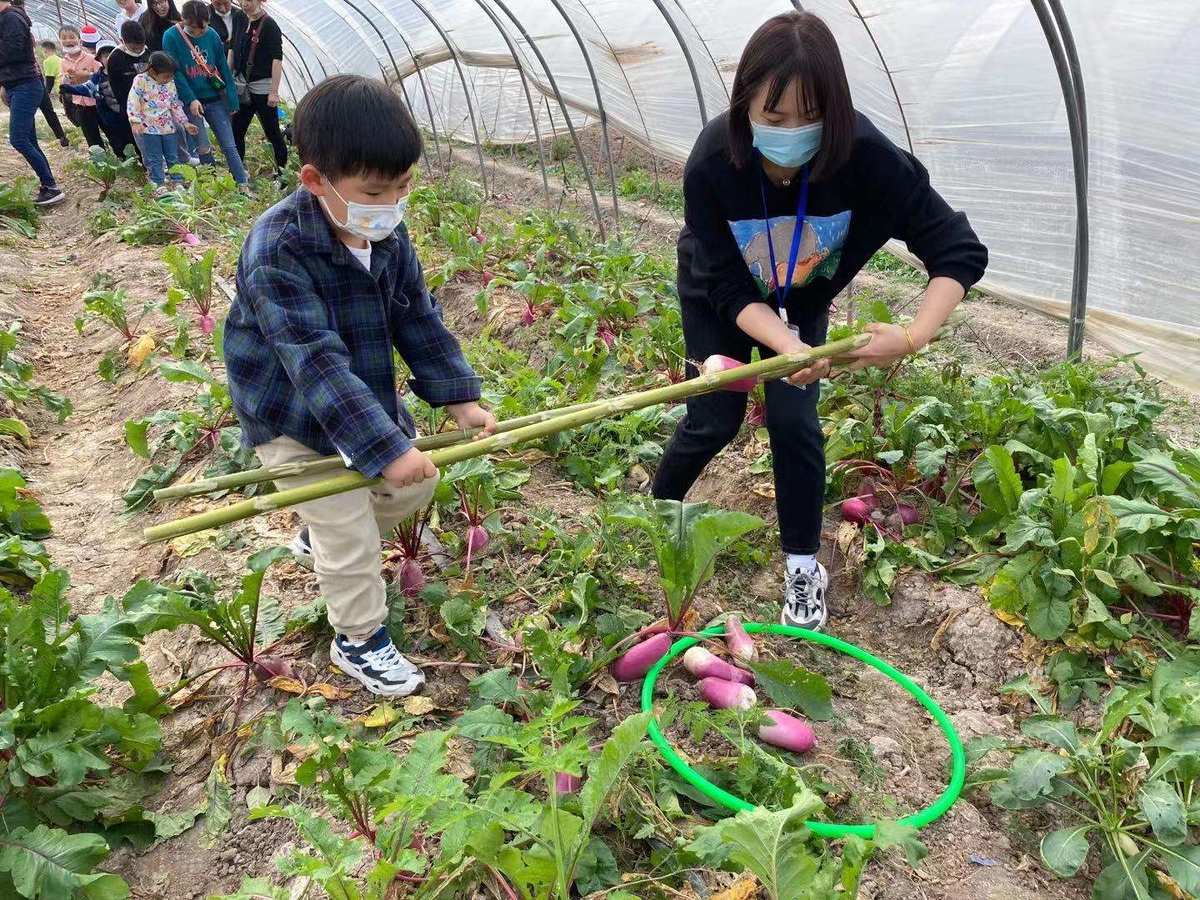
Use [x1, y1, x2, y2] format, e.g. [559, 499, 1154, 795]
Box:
[728, 210, 852, 296]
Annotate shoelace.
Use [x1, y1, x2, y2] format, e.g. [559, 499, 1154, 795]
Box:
[786, 570, 817, 616]
[359, 642, 418, 677]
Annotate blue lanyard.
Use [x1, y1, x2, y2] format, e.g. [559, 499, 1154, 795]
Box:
[758, 165, 809, 322]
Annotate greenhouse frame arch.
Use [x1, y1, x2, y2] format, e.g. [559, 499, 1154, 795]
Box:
[25, 0, 1200, 392]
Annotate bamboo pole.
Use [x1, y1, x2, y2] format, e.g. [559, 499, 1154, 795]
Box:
[143, 335, 869, 544]
[152, 399, 607, 503]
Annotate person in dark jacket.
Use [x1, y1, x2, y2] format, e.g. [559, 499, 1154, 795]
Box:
[139, 0, 180, 53]
[651, 11, 987, 631]
[63, 41, 135, 158]
[231, 0, 286, 177]
[207, 0, 247, 54]
[0, 0, 64, 204]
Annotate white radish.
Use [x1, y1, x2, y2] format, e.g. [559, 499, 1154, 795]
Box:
[699, 677, 757, 710]
[757, 710, 816, 753]
[725, 615, 757, 662]
[683, 646, 754, 685]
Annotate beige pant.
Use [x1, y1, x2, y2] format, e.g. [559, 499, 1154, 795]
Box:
[256, 435, 437, 640]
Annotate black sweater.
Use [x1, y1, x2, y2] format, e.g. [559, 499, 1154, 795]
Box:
[232, 15, 282, 83]
[0, 6, 37, 87]
[679, 111, 987, 327]
[107, 45, 148, 110]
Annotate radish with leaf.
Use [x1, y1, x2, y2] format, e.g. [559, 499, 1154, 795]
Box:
[607, 499, 764, 680]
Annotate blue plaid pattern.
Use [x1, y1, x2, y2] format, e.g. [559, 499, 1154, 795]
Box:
[225, 189, 482, 478]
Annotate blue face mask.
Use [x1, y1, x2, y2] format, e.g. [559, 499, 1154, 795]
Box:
[752, 119, 823, 168]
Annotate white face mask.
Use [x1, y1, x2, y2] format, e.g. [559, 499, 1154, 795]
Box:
[319, 179, 408, 243]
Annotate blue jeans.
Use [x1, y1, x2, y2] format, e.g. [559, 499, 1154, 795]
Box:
[187, 97, 248, 185]
[5, 78, 56, 188]
[141, 131, 179, 185]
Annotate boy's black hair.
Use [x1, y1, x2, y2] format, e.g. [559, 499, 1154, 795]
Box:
[146, 50, 176, 75]
[40, 39, 57, 50]
[120, 20, 146, 44]
[180, 0, 209, 26]
[293, 74, 422, 181]
[96, 46, 114, 62]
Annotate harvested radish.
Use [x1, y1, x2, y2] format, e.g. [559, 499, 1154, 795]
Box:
[399, 558, 426, 598]
[725, 614, 757, 663]
[553, 772, 582, 794]
[611, 632, 673, 682]
[198, 313, 216, 335]
[896, 503, 921, 525]
[699, 677, 757, 710]
[757, 710, 816, 753]
[701, 355, 756, 392]
[683, 646, 754, 686]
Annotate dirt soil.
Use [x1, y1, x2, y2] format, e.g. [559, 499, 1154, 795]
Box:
[3, 124, 1191, 900]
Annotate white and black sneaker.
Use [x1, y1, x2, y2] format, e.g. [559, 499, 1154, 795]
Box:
[34, 186, 66, 207]
[781, 561, 829, 631]
[330, 627, 425, 697]
[289, 526, 313, 567]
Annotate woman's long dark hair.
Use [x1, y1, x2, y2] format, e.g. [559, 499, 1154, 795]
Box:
[139, 0, 180, 48]
[727, 11, 855, 181]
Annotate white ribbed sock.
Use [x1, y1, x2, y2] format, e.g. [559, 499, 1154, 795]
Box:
[786, 553, 818, 575]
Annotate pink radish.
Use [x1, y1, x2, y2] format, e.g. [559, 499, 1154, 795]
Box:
[198, 313, 216, 335]
[521, 303, 536, 327]
[611, 632, 673, 682]
[701, 355, 756, 392]
[251, 655, 295, 682]
[598, 327, 616, 349]
[399, 558, 426, 598]
[699, 677, 757, 710]
[466, 525, 489, 556]
[471, 227, 486, 244]
[725, 615, 757, 663]
[757, 710, 816, 753]
[482, 270, 495, 286]
[746, 400, 765, 428]
[896, 503, 921, 525]
[841, 495, 878, 525]
[683, 646, 754, 686]
[180, 231, 201, 246]
[554, 772, 582, 794]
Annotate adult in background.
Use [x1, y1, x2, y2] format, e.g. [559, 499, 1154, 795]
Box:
[208, 0, 246, 55]
[59, 24, 105, 149]
[163, 0, 247, 186]
[115, 0, 147, 34]
[139, 0, 179, 53]
[651, 11, 987, 631]
[35, 37, 69, 147]
[231, 0, 286, 180]
[0, 0, 65, 205]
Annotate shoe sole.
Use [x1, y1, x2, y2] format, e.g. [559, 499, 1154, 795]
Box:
[329, 639, 424, 697]
[780, 606, 828, 632]
[35, 195, 66, 207]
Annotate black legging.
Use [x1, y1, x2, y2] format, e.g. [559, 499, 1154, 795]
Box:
[38, 78, 67, 144]
[73, 103, 106, 149]
[232, 92, 287, 173]
[652, 293, 829, 555]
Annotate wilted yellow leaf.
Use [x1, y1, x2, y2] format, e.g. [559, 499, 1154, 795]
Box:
[752, 483, 776, 500]
[269, 677, 351, 700]
[402, 695, 435, 716]
[169, 530, 215, 559]
[361, 704, 400, 728]
[712, 877, 760, 900]
[127, 333, 156, 367]
[992, 608, 1025, 628]
[308, 682, 352, 701]
[1153, 871, 1186, 899]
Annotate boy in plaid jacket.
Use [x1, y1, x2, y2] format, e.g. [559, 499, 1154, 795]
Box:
[224, 75, 495, 697]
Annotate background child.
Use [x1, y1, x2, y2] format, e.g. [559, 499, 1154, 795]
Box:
[223, 75, 496, 697]
[58, 24, 103, 148]
[126, 51, 196, 189]
[36, 38, 68, 147]
[62, 40, 134, 158]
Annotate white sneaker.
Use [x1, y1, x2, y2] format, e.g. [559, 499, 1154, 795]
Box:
[330, 627, 424, 697]
[781, 561, 829, 631]
[187, 155, 201, 166]
[289, 526, 313, 567]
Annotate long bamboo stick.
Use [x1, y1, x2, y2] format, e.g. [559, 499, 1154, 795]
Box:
[143, 335, 869, 544]
[151, 399, 606, 503]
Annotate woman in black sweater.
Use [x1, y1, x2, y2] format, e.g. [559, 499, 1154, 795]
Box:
[139, 0, 180, 52]
[652, 11, 987, 630]
[0, 0, 64, 204]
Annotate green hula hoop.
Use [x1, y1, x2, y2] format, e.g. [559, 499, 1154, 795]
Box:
[639, 622, 966, 839]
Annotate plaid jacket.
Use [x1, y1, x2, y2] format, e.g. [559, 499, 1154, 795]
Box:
[225, 189, 482, 478]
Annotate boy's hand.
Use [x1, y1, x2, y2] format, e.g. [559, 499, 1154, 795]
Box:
[382, 446, 437, 488]
[184, 123, 199, 135]
[448, 402, 497, 439]
[189, 99, 204, 117]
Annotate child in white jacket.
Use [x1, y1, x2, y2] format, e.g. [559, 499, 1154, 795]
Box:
[126, 51, 197, 188]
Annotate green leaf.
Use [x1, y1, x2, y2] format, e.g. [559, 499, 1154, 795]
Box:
[974, 445, 1023, 518]
[1040, 825, 1091, 876]
[1139, 781, 1187, 846]
[202, 762, 233, 846]
[0, 418, 31, 446]
[1021, 715, 1080, 752]
[209, 877, 291, 900]
[574, 837, 620, 894]
[455, 705, 517, 741]
[748, 659, 834, 721]
[1092, 852, 1148, 900]
[157, 359, 214, 385]
[62, 597, 143, 680]
[1132, 452, 1200, 508]
[580, 711, 651, 832]
[873, 820, 927, 868]
[1026, 590, 1071, 640]
[468, 669, 520, 705]
[1166, 844, 1200, 895]
[124, 420, 151, 460]
[1146, 728, 1200, 752]
[1008, 750, 1069, 801]
[685, 789, 824, 900]
[0, 825, 127, 900]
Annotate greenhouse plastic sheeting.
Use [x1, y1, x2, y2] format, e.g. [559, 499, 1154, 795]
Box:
[25, 0, 1200, 392]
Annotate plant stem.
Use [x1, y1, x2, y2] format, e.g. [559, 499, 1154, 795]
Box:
[143, 335, 870, 543]
[150, 398, 607, 502]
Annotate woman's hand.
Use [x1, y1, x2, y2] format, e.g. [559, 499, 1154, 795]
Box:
[189, 99, 204, 117]
[845, 322, 918, 371]
[778, 334, 831, 385]
[267, 91, 279, 108]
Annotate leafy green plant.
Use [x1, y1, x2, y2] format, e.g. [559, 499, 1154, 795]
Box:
[560, 404, 682, 492]
[0, 323, 71, 438]
[0, 178, 38, 238]
[161, 245, 218, 336]
[71, 146, 143, 200]
[607, 498, 764, 629]
[976, 655, 1200, 899]
[75, 287, 157, 381]
[122, 360, 256, 511]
